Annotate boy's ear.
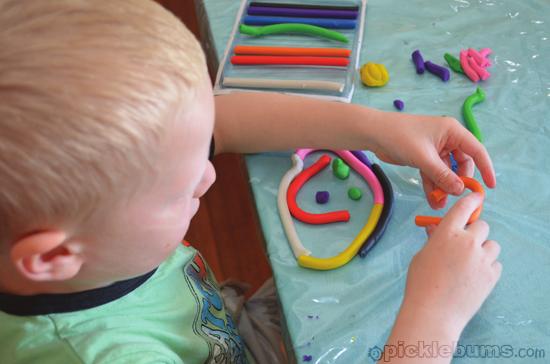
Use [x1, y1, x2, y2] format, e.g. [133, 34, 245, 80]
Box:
[10, 231, 84, 282]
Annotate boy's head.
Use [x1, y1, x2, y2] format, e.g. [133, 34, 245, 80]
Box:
[0, 0, 216, 293]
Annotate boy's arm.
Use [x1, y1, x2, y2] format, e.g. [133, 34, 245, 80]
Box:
[377, 304, 461, 364]
[214, 92, 496, 205]
[378, 193, 502, 364]
[214, 92, 385, 154]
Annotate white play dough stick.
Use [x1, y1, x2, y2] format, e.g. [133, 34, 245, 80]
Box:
[277, 154, 311, 258]
[223, 77, 344, 92]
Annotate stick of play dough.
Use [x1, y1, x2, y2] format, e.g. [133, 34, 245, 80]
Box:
[249, 2, 359, 11]
[424, 61, 450, 82]
[463, 87, 486, 142]
[233, 45, 351, 57]
[239, 23, 349, 43]
[277, 154, 312, 258]
[247, 6, 359, 19]
[287, 154, 351, 224]
[460, 50, 480, 82]
[278, 149, 384, 270]
[358, 163, 394, 258]
[230, 55, 350, 67]
[468, 48, 490, 68]
[479, 48, 492, 57]
[444, 53, 464, 74]
[350, 150, 372, 168]
[467, 56, 491, 81]
[411, 49, 425, 74]
[222, 77, 344, 92]
[243, 15, 357, 29]
[415, 176, 484, 226]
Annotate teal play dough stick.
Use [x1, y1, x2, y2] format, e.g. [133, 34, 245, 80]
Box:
[463, 87, 485, 142]
[444, 53, 464, 74]
[239, 23, 349, 43]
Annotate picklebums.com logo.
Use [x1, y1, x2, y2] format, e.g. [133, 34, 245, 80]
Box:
[367, 341, 546, 362]
[368, 345, 384, 361]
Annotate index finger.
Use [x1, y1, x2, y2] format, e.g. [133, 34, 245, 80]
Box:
[439, 192, 484, 230]
[457, 127, 496, 188]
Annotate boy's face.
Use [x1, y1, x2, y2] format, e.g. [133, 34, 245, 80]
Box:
[78, 83, 216, 284]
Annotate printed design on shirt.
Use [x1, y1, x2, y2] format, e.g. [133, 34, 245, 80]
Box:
[184, 252, 247, 364]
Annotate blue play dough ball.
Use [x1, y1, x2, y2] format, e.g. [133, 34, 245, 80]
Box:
[315, 191, 330, 204]
[393, 99, 404, 111]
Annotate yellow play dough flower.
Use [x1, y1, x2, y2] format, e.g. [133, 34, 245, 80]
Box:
[360, 62, 389, 87]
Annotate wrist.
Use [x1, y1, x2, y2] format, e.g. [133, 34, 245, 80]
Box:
[354, 106, 388, 154]
[397, 298, 465, 343]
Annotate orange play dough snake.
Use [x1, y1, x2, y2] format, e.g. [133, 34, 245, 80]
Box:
[415, 176, 485, 226]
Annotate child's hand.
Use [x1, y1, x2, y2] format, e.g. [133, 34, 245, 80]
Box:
[403, 192, 502, 336]
[371, 114, 496, 209]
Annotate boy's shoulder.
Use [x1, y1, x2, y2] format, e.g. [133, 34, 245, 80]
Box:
[0, 246, 247, 364]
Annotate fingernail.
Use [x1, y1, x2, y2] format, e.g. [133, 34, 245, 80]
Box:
[452, 180, 463, 194]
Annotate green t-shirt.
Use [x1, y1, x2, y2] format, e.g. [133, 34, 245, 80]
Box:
[0, 245, 247, 363]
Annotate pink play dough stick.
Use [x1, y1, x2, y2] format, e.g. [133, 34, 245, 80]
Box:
[468, 56, 491, 80]
[460, 50, 480, 82]
[468, 48, 490, 68]
[479, 48, 492, 57]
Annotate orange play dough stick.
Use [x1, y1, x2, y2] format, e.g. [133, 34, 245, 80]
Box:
[234, 45, 351, 57]
[415, 176, 485, 226]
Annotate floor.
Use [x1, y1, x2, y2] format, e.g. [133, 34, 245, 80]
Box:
[156, 0, 273, 296]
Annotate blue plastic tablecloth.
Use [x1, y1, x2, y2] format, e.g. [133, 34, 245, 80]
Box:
[199, 0, 550, 362]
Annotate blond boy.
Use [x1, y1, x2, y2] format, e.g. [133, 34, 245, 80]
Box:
[0, 1, 500, 363]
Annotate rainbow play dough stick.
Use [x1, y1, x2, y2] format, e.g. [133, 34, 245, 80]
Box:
[278, 149, 384, 270]
[359, 164, 394, 258]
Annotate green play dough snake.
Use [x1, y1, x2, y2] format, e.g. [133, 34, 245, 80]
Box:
[463, 87, 485, 142]
[239, 23, 349, 43]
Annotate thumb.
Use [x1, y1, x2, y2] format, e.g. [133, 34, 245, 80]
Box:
[420, 152, 464, 195]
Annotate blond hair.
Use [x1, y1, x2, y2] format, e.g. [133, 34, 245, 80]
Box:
[0, 0, 208, 245]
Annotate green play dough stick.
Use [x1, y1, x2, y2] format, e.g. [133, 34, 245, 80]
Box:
[239, 23, 349, 43]
[462, 87, 485, 142]
[444, 53, 464, 74]
[348, 187, 363, 200]
[332, 158, 350, 179]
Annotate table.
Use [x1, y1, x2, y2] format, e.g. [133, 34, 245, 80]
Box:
[198, 0, 550, 362]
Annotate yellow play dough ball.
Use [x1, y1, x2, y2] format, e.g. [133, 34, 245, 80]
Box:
[360, 62, 390, 87]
